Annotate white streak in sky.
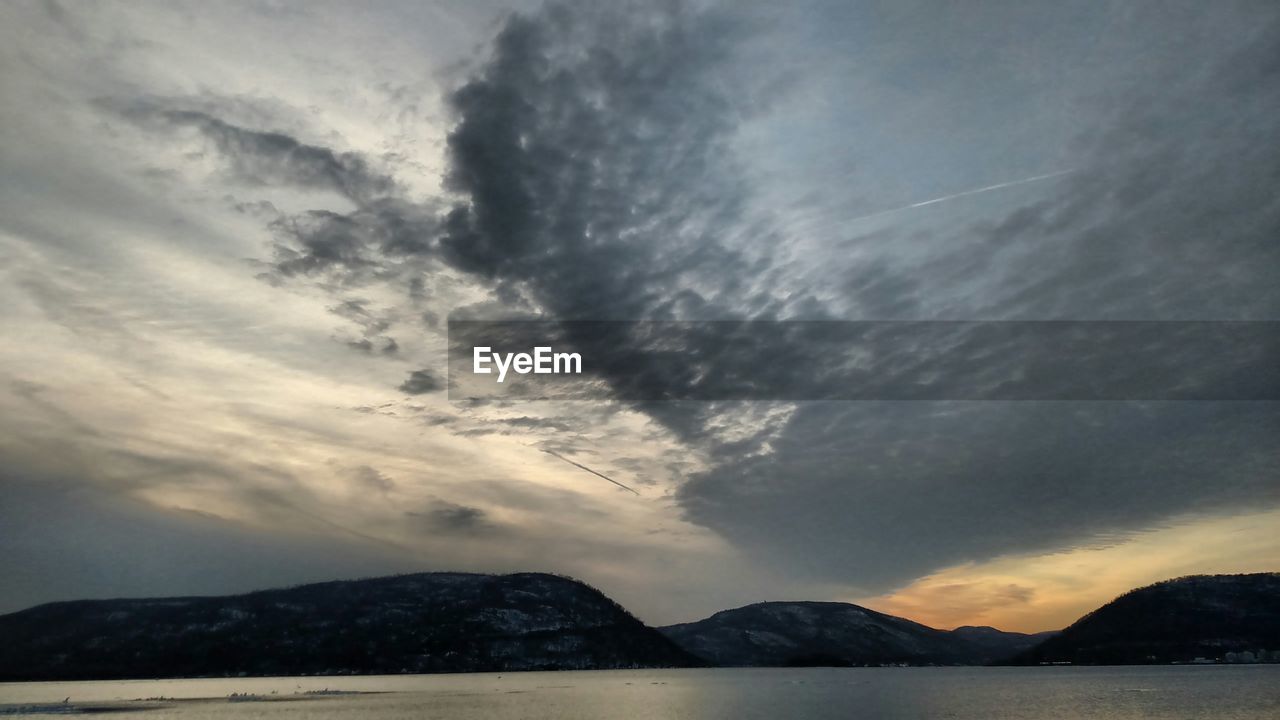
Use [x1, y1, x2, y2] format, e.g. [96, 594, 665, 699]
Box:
[848, 169, 1077, 225]
[542, 449, 641, 496]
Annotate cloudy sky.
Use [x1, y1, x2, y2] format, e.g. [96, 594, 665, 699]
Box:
[1, 0, 1277, 633]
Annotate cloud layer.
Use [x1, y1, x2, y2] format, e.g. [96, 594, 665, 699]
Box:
[1, 0, 1277, 628]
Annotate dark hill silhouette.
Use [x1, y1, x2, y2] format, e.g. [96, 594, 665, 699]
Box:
[1010, 573, 1280, 665]
[5, 570, 1273, 679]
[659, 601, 1052, 666]
[0, 572, 700, 681]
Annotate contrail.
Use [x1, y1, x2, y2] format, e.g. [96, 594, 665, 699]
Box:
[542, 448, 641, 496]
[847, 169, 1076, 225]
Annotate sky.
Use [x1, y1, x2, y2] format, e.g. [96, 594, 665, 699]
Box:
[0, 0, 1277, 633]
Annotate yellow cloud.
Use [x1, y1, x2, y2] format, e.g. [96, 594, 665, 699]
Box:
[860, 508, 1280, 633]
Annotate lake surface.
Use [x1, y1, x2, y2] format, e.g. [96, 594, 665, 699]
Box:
[2, 666, 1278, 718]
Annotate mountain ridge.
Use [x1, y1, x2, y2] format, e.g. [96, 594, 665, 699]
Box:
[659, 600, 1050, 667]
[0, 571, 700, 681]
[1009, 572, 1280, 665]
[3, 571, 1276, 680]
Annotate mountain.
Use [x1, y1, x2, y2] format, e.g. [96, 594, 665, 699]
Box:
[9, 571, 1267, 679]
[659, 601, 1046, 666]
[950, 625, 1059, 662]
[0, 572, 701, 681]
[1011, 573, 1280, 665]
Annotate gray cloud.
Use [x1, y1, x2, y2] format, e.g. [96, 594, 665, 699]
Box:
[666, 4, 1280, 590]
[104, 99, 442, 289]
[35, 0, 1278, 610]
[969, 21, 1280, 321]
[345, 465, 396, 493]
[679, 401, 1280, 588]
[0, 477, 417, 615]
[226, 1, 1280, 590]
[346, 337, 399, 355]
[496, 416, 576, 433]
[330, 299, 391, 334]
[115, 104, 397, 204]
[436, 1, 787, 319]
[430, 0, 1280, 591]
[398, 369, 443, 394]
[265, 199, 441, 286]
[408, 500, 493, 534]
[810, 3, 1280, 323]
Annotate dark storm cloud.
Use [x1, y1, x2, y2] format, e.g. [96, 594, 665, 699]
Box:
[108, 2, 798, 381]
[398, 369, 443, 395]
[439, 4, 1280, 589]
[114, 0, 785, 313]
[671, 4, 1280, 589]
[436, 1, 783, 317]
[209, 0, 819, 431]
[111, 0, 1280, 595]
[425, 2, 842, 456]
[679, 401, 1280, 588]
[437, 1, 1280, 589]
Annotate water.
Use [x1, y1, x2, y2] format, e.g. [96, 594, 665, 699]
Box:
[1, 666, 1278, 719]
